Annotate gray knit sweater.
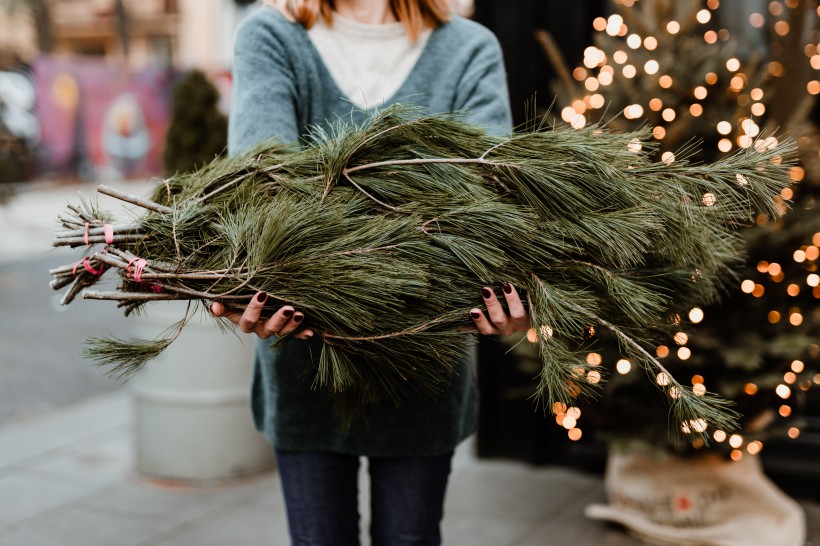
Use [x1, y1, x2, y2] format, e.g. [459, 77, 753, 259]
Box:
[228, 6, 512, 456]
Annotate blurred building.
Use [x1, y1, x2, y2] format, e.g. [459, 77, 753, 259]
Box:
[0, 0, 256, 70]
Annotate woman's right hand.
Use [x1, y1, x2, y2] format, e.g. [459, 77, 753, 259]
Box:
[210, 291, 314, 340]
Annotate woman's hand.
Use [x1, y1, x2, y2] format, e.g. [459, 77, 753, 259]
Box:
[210, 291, 314, 340]
[470, 282, 530, 335]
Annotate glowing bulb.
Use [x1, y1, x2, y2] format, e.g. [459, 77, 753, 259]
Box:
[736, 173, 749, 186]
[714, 430, 726, 442]
[702, 193, 716, 206]
[741, 280, 755, 293]
[587, 370, 601, 384]
[694, 86, 708, 100]
[731, 449, 743, 461]
[788, 427, 800, 439]
[747, 441, 762, 455]
[656, 372, 670, 386]
[586, 353, 602, 366]
[627, 138, 642, 153]
[697, 9, 712, 23]
[627, 34, 642, 49]
[779, 405, 792, 417]
[526, 328, 538, 343]
[623, 65, 637, 78]
[718, 139, 732, 152]
[716, 121, 732, 135]
[726, 58, 740, 72]
[693, 383, 707, 396]
[662, 108, 676, 122]
[658, 75, 673, 88]
[690, 104, 703, 117]
[677, 347, 691, 360]
[644, 60, 659, 74]
[606, 14, 624, 36]
[667, 21, 680, 34]
[688, 308, 704, 323]
[792, 360, 805, 373]
[613, 50, 628, 64]
[662, 151, 675, 164]
[644, 36, 658, 50]
[616, 359, 632, 374]
[562, 415, 577, 429]
[776, 384, 791, 399]
[744, 383, 758, 395]
[729, 434, 743, 448]
[568, 428, 583, 441]
[807, 274, 820, 287]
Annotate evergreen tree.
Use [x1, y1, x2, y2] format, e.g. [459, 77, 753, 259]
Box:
[541, 0, 819, 456]
[163, 70, 227, 176]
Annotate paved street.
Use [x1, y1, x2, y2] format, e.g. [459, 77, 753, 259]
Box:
[0, 181, 818, 545]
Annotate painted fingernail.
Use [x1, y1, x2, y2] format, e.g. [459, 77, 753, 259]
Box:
[294, 314, 304, 323]
[481, 287, 493, 299]
[282, 309, 293, 318]
[470, 311, 481, 320]
[502, 282, 513, 294]
[256, 292, 268, 303]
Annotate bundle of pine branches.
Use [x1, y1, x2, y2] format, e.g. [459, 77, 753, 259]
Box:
[51, 106, 795, 439]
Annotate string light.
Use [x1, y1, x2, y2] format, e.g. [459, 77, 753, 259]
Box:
[729, 434, 743, 448]
[731, 450, 743, 461]
[726, 58, 740, 72]
[659, 75, 673, 88]
[776, 384, 791, 399]
[788, 427, 800, 439]
[653, 126, 666, 139]
[656, 345, 670, 358]
[644, 36, 658, 50]
[806, 245, 819, 260]
[677, 347, 691, 360]
[605, 14, 624, 36]
[718, 139, 732, 152]
[744, 383, 758, 395]
[717, 121, 732, 134]
[644, 60, 659, 74]
[666, 21, 680, 34]
[662, 151, 675, 164]
[714, 430, 727, 442]
[656, 372, 671, 386]
[587, 370, 601, 384]
[568, 428, 583, 441]
[784, 372, 797, 384]
[779, 405, 792, 417]
[792, 360, 805, 373]
[627, 34, 642, 49]
[747, 441, 763, 455]
[616, 359, 632, 374]
[689, 307, 704, 323]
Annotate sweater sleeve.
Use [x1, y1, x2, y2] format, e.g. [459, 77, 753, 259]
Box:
[452, 29, 513, 137]
[228, 10, 301, 156]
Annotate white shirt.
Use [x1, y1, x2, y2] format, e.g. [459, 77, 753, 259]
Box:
[307, 12, 432, 110]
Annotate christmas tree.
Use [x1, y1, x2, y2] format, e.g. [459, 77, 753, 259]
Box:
[540, 0, 820, 457]
[162, 70, 227, 175]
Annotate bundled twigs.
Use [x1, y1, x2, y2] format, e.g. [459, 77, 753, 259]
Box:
[49, 106, 797, 441]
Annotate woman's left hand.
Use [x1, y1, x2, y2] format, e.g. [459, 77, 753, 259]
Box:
[470, 282, 530, 335]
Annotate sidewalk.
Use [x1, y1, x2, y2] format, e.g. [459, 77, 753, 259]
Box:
[0, 391, 818, 546]
[0, 390, 631, 546]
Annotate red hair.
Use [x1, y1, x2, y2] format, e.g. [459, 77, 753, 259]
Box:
[288, 0, 452, 42]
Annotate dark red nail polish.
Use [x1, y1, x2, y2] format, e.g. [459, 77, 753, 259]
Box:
[256, 292, 268, 303]
[294, 314, 304, 323]
[470, 311, 481, 320]
[282, 309, 293, 318]
[502, 282, 513, 294]
[481, 287, 492, 299]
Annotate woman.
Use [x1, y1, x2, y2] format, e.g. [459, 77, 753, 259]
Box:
[211, 1, 528, 544]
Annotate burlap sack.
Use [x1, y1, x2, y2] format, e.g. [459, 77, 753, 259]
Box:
[585, 449, 806, 546]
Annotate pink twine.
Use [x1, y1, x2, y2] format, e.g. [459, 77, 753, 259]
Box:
[150, 284, 164, 293]
[73, 257, 103, 277]
[103, 224, 114, 244]
[83, 222, 90, 245]
[127, 257, 148, 283]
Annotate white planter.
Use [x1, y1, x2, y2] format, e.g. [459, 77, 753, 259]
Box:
[130, 301, 275, 482]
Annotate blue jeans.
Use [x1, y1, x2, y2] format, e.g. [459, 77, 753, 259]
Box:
[275, 450, 453, 546]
